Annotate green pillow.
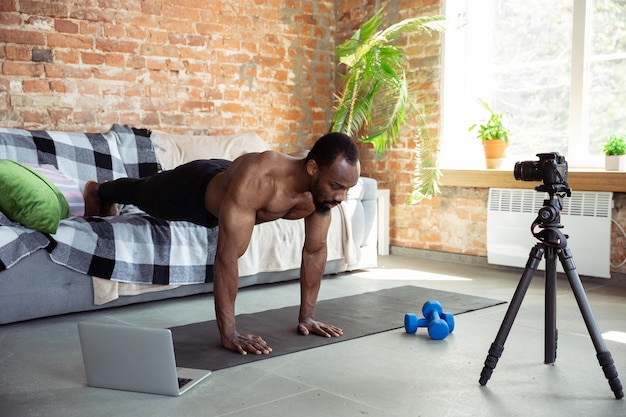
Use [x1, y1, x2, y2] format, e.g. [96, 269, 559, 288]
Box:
[0, 160, 71, 233]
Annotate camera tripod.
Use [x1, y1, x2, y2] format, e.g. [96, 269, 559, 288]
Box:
[478, 184, 624, 399]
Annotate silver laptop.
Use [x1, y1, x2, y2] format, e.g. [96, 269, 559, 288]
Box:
[77, 322, 211, 396]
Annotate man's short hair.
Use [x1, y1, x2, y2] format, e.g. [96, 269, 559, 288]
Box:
[306, 132, 359, 168]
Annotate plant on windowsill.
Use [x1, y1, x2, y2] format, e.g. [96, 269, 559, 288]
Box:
[468, 99, 511, 169]
[330, 7, 445, 202]
[602, 133, 626, 171]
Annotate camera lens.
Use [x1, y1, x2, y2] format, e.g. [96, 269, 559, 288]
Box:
[513, 161, 541, 181]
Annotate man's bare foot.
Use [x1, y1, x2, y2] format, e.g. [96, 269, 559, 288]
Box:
[83, 180, 101, 216]
[100, 200, 119, 217]
[83, 181, 118, 217]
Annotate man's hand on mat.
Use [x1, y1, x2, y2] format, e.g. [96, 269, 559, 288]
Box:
[223, 331, 273, 355]
[297, 318, 343, 338]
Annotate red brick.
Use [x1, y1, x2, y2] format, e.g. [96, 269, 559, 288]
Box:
[160, 18, 194, 34]
[149, 30, 168, 44]
[55, 19, 80, 34]
[20, 0, 69, 18]
[96, 39, 139, 54]
[80, 21, 98, 35]
[3, 61, 44, 76]
[23, 79, 50, 92]
[126, 27, 148, 41]
[103, 24, 125, 38]
[126, 55, 145, 69]
[48, 33, 92, 49]
[0, 29, 46, 45]
[82, 52, 105, 65]
[45, 63, 92, 79]
[74, 111, 96, 125]
[181, 100, 215, 112]
[0, 12, 20, 26]
[141, 1, 162, 16]
[104, 53, 125, 67]
[23, 110, 49, 124]
[0, 0, 17, 12]
[49, 108, 73, 125]
[140, 43, 178, 58]
[4, 45, 32, 61]
[49, 80, 71, 92]
[146, 58, 167, 71]
[93, 67, 136, 81]
[69, 6, 116, 22]
[141, 112, 160, 125]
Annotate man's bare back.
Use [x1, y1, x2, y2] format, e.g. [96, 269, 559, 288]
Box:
[204, 152, 318, 225]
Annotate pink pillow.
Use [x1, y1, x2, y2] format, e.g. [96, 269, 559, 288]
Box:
[25, 164, 85, 216]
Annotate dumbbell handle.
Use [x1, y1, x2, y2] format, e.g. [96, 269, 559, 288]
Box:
[404, 313, 428, 333]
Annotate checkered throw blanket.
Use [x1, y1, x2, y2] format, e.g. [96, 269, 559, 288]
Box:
[50, 215, 219, 284]
[0, 124, 218, 284]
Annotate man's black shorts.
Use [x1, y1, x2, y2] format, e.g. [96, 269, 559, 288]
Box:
[98, 159, 231, 228]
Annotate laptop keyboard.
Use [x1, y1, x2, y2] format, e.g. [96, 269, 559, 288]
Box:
[178, 377, 193, 389]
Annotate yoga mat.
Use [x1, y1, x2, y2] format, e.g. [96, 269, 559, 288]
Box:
[170, 285, 505, 371]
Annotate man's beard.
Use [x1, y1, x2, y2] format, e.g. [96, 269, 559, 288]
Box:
[314, 200, 340, 213]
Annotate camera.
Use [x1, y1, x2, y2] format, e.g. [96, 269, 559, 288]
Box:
[514, 152, 568, 185]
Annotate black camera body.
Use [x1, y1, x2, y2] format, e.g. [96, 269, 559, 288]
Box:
[514, 152, 568, 185]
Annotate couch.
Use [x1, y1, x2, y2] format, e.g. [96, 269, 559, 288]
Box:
[0, 124, 378, 325]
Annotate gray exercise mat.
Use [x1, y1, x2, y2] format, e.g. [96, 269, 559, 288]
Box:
[170, 285, 505, 370]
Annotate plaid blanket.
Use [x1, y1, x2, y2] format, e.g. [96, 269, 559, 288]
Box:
[0, 124, 218, 284]
[0, 212, 50, 270]
[49, 215, 218, 284]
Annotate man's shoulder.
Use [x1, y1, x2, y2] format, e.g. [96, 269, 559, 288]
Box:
[232, 150, 295, 171]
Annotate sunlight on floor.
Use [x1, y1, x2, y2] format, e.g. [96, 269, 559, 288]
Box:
[602, 331, 626, 344]
[353, 268, 473, 282]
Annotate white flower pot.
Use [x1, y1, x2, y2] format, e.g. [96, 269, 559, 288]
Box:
[605, 155, 626, 171]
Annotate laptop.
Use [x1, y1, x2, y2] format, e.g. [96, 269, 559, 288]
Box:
[77, 322, 211, 396]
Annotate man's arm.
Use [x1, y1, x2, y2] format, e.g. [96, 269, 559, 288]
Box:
[213, 174, 273, 355]
[297, 210, 344, 338]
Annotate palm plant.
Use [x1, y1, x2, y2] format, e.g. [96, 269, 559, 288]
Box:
[330, 7, 445, 156]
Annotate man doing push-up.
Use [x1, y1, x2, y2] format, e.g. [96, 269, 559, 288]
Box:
[83, 132, 360, 355]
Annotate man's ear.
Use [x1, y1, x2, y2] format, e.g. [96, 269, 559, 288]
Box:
[306, 159, 318, 176]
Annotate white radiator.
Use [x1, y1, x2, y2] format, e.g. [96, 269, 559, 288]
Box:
[487, 188, 613, 278]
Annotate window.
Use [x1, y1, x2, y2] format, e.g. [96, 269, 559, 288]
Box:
[441, 0, 626, 169]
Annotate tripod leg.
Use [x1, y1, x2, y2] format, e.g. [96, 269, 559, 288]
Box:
[558, 247, 624, 399]
[479, 244, 544, 386]
[544, 247, 558, 364]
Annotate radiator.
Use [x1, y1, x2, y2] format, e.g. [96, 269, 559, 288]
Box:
[487, 188, 613, 278]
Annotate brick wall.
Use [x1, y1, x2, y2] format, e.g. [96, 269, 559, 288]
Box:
[3, 0, 625, 276]
[0, 0, 335, 152]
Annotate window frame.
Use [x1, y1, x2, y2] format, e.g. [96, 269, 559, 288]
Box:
[440, 0, 620, 170]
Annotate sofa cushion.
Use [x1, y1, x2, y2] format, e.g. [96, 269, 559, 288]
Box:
[0, 160, 70, 233]
[149, 130, 270, 169]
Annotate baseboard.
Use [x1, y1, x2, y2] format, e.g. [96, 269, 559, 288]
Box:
[389, 246, 490, 267]
[389, 246, 626, 287]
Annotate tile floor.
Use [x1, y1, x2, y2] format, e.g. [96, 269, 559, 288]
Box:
[1, 255, 625, 417]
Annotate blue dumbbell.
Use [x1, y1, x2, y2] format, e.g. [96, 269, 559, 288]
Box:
[404, 300, 455, 340]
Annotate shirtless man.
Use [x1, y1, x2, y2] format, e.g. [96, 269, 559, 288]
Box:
[83, 132, 361, 355]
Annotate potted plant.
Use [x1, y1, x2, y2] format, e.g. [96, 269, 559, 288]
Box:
[468, 99, 510, 169]
[602, 134, 626, 171]
[330, 7, 445, 202]
[331, 8, 444, 155]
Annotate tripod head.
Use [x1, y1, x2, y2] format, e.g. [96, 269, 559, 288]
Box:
[514, 152, 572, 249]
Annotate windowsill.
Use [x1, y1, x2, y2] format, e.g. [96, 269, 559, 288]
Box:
[440, 169, 626, 192]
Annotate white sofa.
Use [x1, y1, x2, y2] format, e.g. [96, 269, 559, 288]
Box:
[0, 125, 378, 324]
